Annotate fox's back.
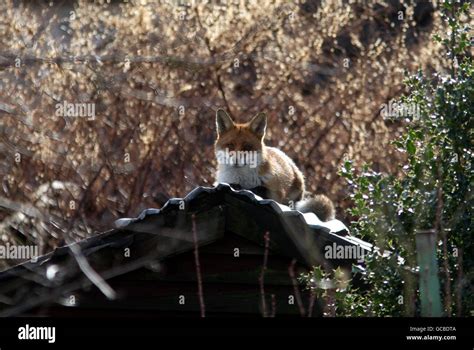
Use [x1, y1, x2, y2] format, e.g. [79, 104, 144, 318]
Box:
[259, 146, 305, 203]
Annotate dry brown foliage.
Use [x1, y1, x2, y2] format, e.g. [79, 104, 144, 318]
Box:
[0, 0, 452, 266]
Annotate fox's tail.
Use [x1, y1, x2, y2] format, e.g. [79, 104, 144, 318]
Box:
[296, 194, 335, 222]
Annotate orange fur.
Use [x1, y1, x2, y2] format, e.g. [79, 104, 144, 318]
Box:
[214, 109, 335, 221]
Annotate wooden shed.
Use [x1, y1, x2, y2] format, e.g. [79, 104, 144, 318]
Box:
[0, 184, 371, 317]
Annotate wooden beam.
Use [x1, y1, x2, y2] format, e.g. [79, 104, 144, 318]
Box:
[416, 230, 443, 317]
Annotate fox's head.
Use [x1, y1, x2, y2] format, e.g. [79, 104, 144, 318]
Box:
[214, 109, 267, 168]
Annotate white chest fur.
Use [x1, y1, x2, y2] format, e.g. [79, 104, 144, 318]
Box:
[216, 164, 263, 189]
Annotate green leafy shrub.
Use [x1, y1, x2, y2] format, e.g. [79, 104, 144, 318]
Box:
[302, 1, 473, 317]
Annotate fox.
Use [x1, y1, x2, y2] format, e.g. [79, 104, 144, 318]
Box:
[214, 109, 335, 221]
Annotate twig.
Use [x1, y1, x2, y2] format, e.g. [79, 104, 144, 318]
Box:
[259, 231, 270, 317]
[61, 164, 117, 300]
[270, 294, 276, 317]
[307, 292, 316, 317]
[288, 259, 306, 317]
[191, 214, 206, 317]
[65, 232, 117, 300]
[194, 7, 233, 117]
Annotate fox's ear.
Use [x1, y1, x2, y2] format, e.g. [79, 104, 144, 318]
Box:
[216, 109, 234, 135]
[249, 112, 267, 138]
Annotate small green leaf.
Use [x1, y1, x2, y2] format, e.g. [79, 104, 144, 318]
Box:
[406, 139, 416, 155]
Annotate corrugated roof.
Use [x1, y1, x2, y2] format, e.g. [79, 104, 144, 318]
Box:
[0, 183, 372, 316]
[115, 183, 371, 251]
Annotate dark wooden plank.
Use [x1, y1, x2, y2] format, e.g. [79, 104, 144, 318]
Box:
[48, 283, 317, 316]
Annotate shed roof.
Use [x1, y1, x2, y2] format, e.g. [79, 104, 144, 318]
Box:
[0, 183, 371, 316]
